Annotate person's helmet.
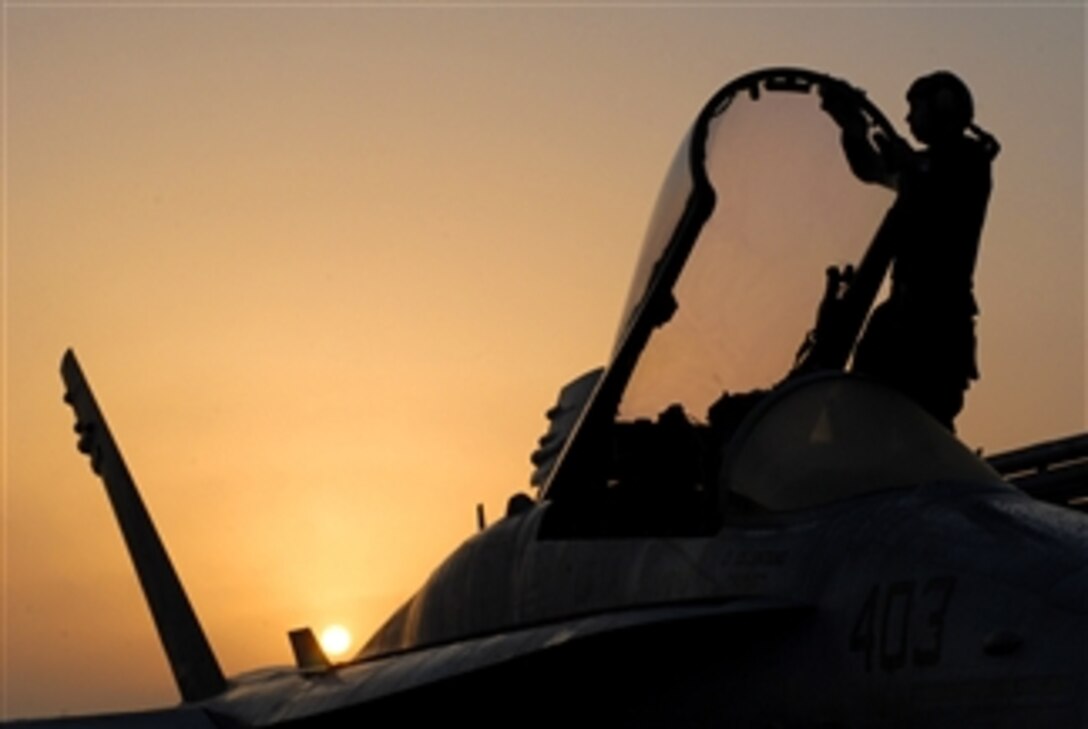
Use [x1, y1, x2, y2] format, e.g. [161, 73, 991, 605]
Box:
[907, 71, 974, 135]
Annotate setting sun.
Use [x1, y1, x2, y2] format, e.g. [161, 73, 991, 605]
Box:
[319, 626, 353, 658]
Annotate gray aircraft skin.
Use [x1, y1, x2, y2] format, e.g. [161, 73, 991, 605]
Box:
[9, 68, 1088, 728]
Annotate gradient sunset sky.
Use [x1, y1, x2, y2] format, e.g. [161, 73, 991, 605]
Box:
[2, 2, 1084, 720]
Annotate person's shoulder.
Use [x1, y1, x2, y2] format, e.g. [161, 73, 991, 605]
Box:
[963, 130, 999, 163]
[944, 137, 993, 175]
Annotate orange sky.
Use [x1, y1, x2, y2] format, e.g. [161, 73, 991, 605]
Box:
[2, 3, 1084, 720]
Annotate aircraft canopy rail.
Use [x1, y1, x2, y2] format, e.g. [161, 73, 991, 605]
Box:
[542, 68, 899, 503]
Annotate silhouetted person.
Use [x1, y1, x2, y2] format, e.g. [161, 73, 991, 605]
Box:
[822, 71, 999, 430]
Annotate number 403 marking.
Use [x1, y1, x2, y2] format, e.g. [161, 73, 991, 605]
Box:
[849, 576, 957, 673]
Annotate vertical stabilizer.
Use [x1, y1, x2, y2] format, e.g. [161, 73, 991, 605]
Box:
[60, 349, 227, 702]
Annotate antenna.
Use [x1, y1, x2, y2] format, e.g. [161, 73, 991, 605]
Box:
[288, 628, 332, 674]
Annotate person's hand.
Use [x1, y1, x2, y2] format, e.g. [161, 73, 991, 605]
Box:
[820, 79, 866, 132]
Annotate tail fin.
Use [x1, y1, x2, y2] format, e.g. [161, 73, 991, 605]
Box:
[60, 349, 227, 702]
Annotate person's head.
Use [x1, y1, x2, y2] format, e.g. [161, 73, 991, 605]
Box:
[906, 71, 974, 145]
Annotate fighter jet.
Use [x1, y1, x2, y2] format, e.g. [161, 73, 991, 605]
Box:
[9, 68, 1088, 727]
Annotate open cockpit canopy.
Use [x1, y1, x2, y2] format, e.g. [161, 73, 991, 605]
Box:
[539, 68, 995, 524]
[614, 69, 894, 423]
